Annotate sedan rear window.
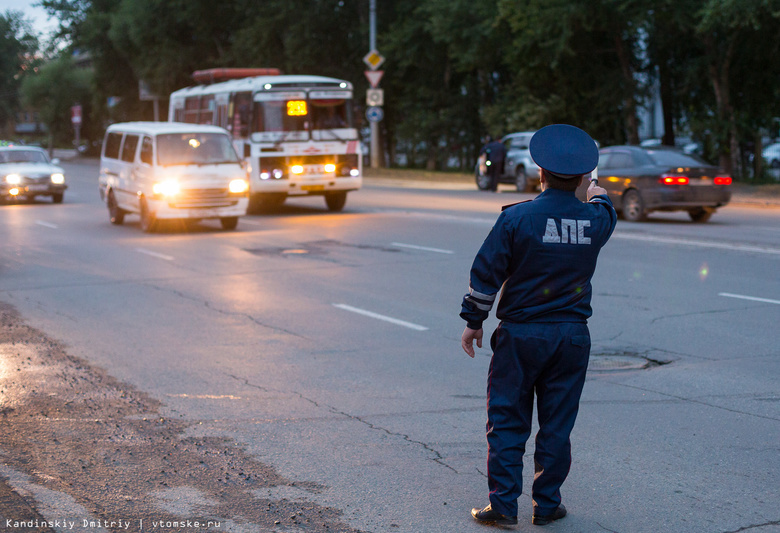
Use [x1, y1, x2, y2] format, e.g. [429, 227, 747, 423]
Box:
[646, 150, 707, 167]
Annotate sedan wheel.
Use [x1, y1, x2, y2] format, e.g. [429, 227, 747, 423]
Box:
[52, 193, 64, 204]
[220, 216, 239, 230]
[688, 208, 713, 223]
[621, 189, 646, 222]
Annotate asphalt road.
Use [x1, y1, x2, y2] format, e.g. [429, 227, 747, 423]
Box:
[1, 159, 779, 533]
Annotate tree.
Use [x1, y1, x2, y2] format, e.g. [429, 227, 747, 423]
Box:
[20, 55, 92, 154]
[0, 10, 38, 135]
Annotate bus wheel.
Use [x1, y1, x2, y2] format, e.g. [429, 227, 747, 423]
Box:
[248, 193, 286, 213]
[220, 217, 239, 230]
[325, 192, 347, 212]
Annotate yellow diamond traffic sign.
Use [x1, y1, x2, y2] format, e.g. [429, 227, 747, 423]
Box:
[363, 49, 385, 71]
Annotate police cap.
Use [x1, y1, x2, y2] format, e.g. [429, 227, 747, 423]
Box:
[529, 124, 599, 178]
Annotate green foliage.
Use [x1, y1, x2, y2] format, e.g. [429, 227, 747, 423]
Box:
[32, 0, 780, 172]
[0, 11, 38, 131]
[20, 55, 92, 145]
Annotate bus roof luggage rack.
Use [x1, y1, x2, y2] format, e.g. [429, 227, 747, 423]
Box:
[192, 68, 282, 84]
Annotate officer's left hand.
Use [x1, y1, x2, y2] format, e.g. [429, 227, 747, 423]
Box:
[461, 327, 483, 358]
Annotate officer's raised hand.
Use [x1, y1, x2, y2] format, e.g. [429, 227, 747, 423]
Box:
[462, 327, 483, 358]
[587, 180, 608, 201]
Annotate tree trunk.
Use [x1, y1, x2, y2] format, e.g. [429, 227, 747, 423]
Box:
[614, 35, 640, 145]
[704, 36, 738, 175]
[658, 62, 675, 146]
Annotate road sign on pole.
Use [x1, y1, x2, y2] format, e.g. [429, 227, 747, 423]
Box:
[366, 106, 384, 123]
[363, 49, 385, 71]
[364, 70, 384, 88]
[366, 89, 384, 107]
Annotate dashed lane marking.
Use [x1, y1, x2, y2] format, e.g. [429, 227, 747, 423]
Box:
[35, 220, 58, 229]
[391, 242, 454, 254]
[612, 233, 780, 255]
[332, 303, 428, 331]
[719, 292, 780, 305]
[135, 248, 175, 261]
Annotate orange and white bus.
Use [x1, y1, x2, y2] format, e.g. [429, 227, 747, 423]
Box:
[169, 68, 362, 212]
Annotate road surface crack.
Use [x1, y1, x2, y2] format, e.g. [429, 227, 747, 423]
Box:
[722, 519, 780, 532]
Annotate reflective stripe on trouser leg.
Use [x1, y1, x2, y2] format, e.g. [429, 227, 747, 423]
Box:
[486, 324, 534, 518]
[485, 322, 590, 518]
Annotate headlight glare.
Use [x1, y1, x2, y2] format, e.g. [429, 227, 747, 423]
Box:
[51, 173, 65, 184]
[291, 165, 304, 175]
[228, 179, 249, 194]
[152, 180, 180, 196]
[324, 163, 336, 173]
[5, 174, 21, 185]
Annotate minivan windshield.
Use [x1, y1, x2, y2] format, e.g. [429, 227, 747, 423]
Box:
[156, 133, 240, 166]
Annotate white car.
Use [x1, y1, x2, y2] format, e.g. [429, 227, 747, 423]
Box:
[763, 142, 780, 169]
[0, 145, 67, 203]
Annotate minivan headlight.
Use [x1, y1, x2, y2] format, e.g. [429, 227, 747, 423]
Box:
[51, 173, 65, 184]
[5, 174, 21, 185]
[152, 180, 180, 196]
[228, 179, 249, 194]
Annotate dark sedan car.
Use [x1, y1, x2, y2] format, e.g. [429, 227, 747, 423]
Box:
[576, 146, 731, 222]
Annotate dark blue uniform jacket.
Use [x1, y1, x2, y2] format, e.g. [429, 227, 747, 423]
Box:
[461, 188, 617, 330]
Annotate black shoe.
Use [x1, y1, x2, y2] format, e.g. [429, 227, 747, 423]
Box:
[471, 504, 518, 526]
[532, 503, 567, 526]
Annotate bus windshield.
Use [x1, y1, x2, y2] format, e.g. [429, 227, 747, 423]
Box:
[311, 99, 349, 129]
[157, 133, 240, 166]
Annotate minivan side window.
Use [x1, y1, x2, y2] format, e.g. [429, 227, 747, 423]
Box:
[140, 136, 153, 165]
[121, 134, 140, 163]
[104, 132, 123, 159]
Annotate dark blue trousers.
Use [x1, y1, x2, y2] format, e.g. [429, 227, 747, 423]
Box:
[486, 321, 590, 518]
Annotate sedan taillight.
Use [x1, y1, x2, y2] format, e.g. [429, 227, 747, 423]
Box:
[659, 175, 689, 185]
[714, 176, 732, 185]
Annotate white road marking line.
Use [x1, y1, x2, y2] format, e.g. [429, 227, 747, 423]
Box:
[612, 232, 780, 255]
[391, 242, 454, 254]
[167, 393, 242, 400]
[35, 220, 58, 229]
[135, 248, 175, 261]
[333, 303, 428, 331]
[719, 293, 780, 305]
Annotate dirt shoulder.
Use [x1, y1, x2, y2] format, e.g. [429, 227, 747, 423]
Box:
[0, 302, 362, 533]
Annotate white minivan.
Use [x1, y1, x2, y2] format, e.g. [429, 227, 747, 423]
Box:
[99, 122, 249, 232]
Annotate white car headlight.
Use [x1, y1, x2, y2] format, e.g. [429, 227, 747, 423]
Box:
[51, 173, 65, 184]
[5, 174, 21, 185]
[228, 179, 249, 194]
[152, 180, 180, 196]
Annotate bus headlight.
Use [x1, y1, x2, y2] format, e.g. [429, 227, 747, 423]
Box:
[290, 165, 304, 175]
[260, 171, 270, 180]
[152, 180, 180, 197]
[324, 163, 336, 173]
[51, 173, 65, 184]
[5, 174, 21, 185]
[229, 179, 249, 194]
[350, 169, 360, 177]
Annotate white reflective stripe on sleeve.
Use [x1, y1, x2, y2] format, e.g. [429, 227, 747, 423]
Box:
[469, 287, 496, 302]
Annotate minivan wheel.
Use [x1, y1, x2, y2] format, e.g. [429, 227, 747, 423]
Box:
[139, 197, 158, 233]
[220, 216, 239, 230]
[621, 189, 646, 222]
[688, 208, 713, 223]
[108, 190, 125, 225]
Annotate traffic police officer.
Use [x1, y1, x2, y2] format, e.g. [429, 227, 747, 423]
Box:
[461, 124, 617, 526]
